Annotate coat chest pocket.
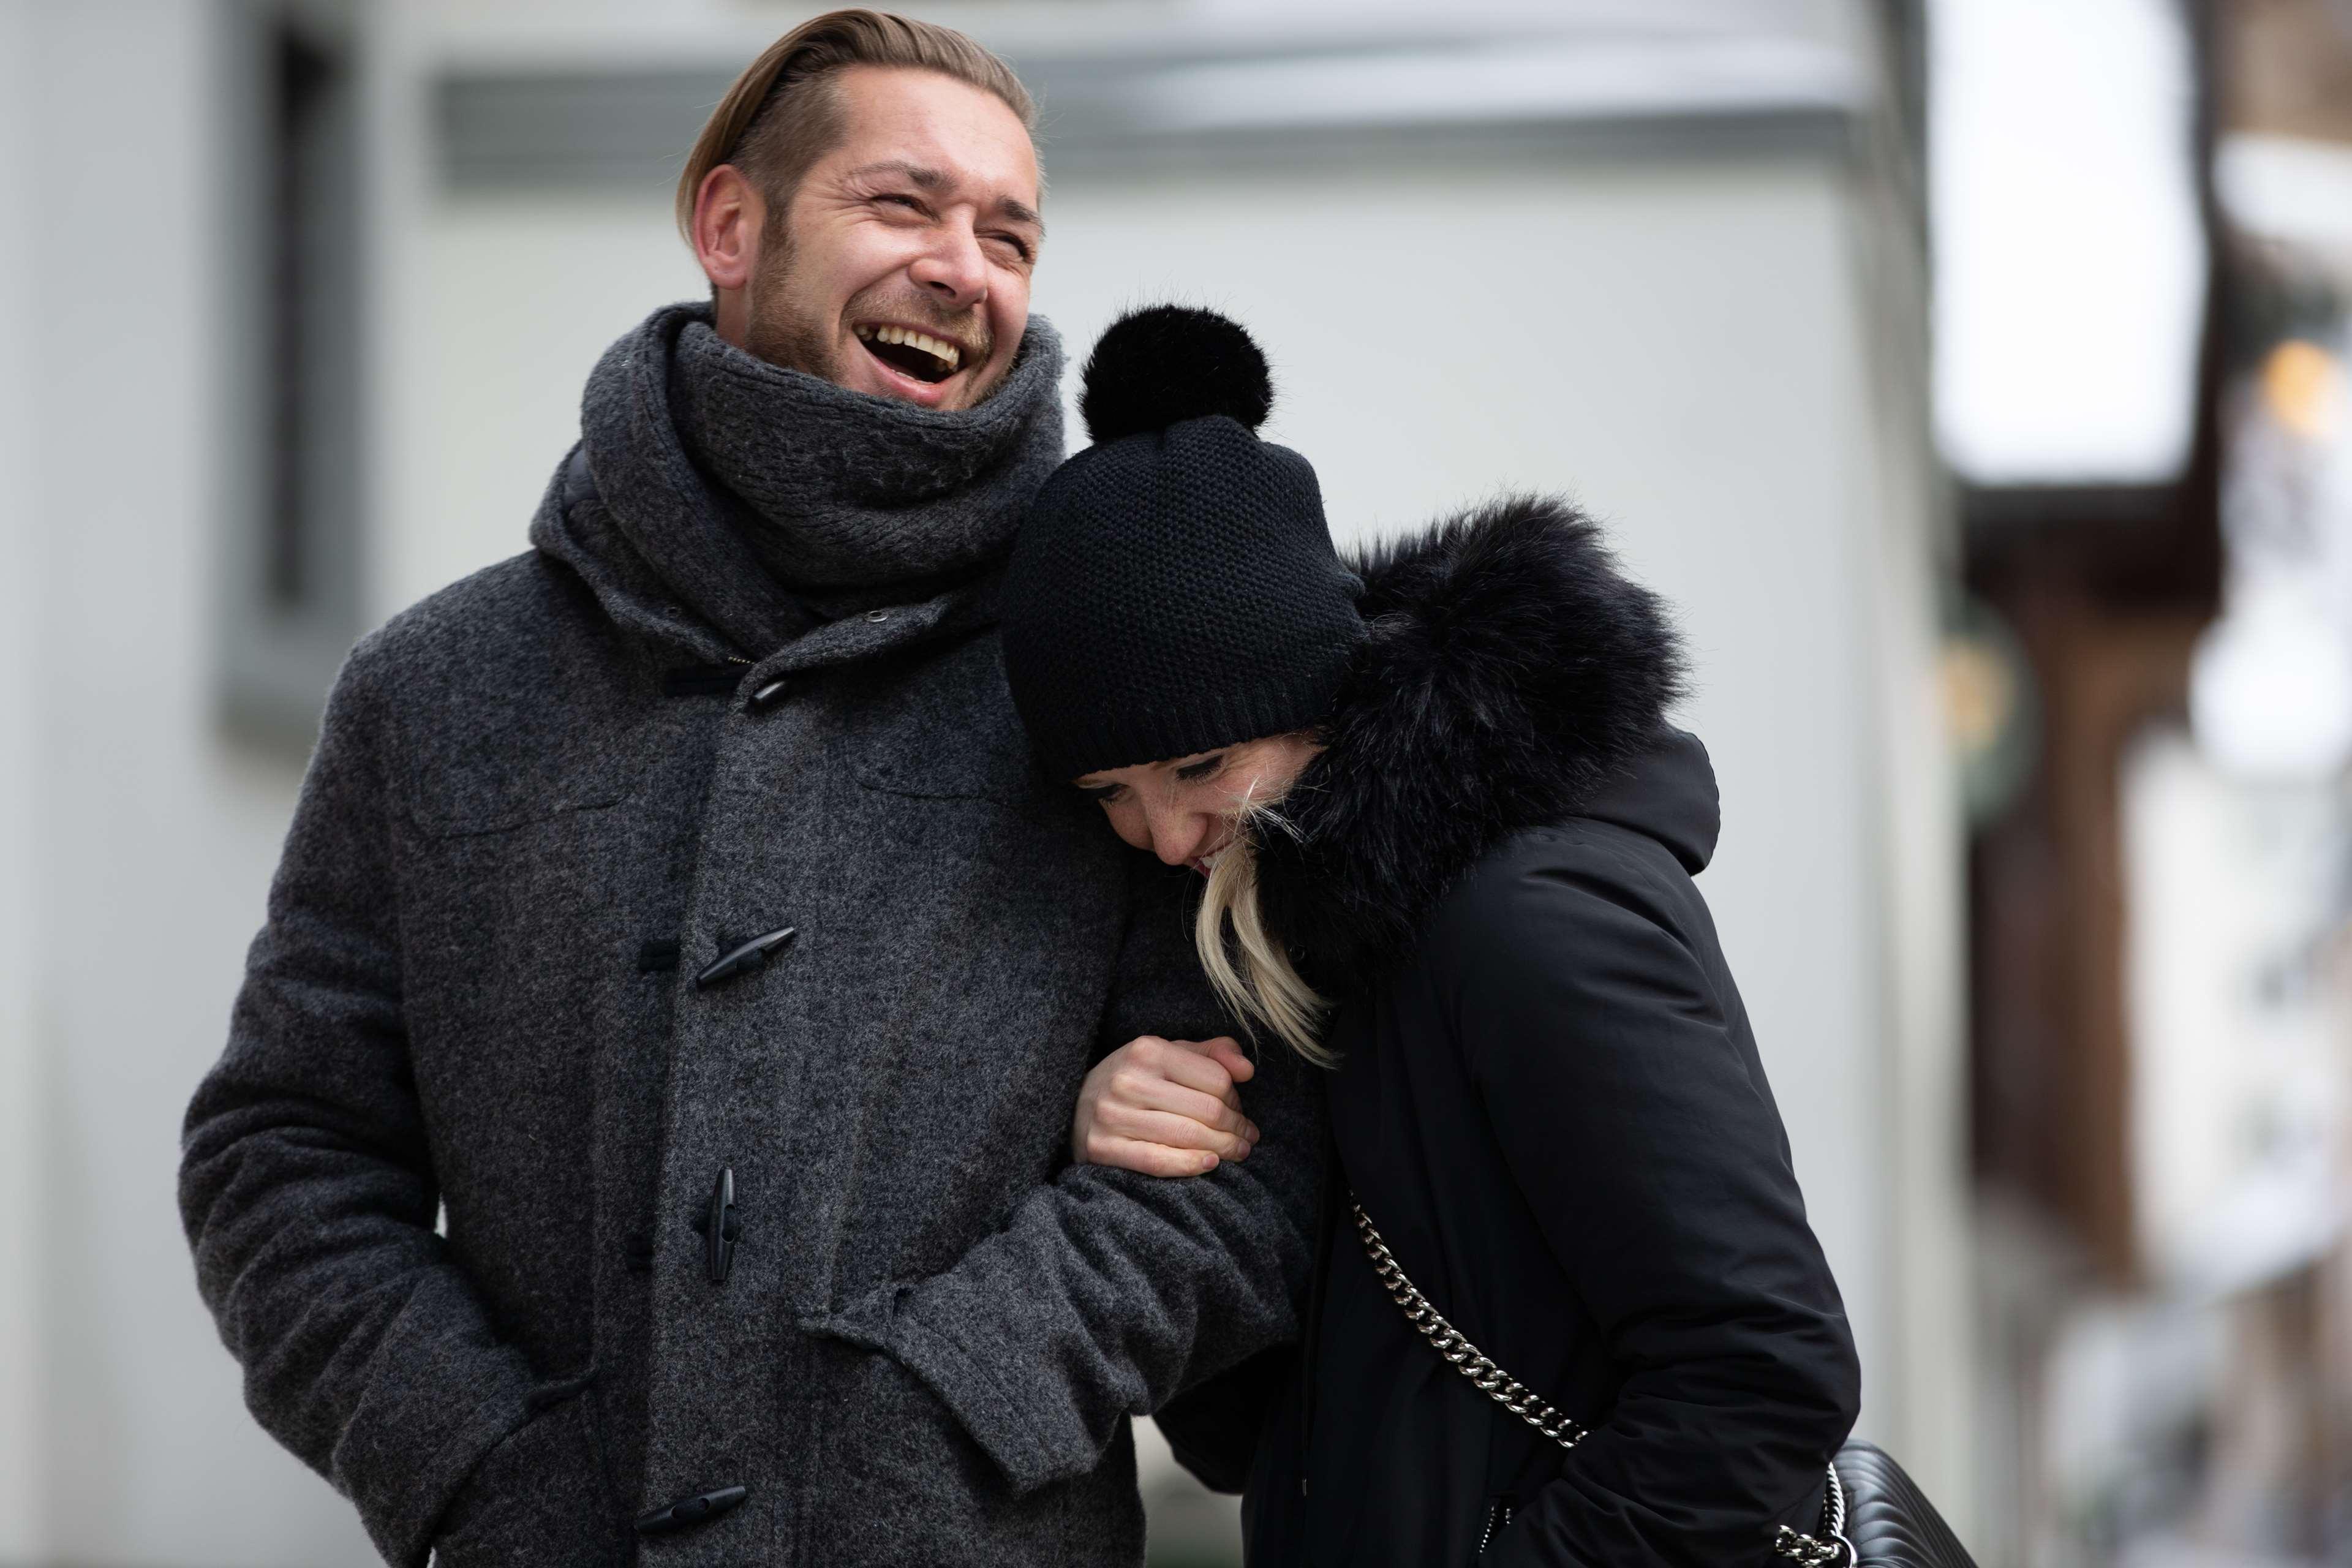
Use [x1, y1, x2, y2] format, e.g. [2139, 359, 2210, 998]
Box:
[400, 712, 647, 838]
[846, 639, 1055, 807]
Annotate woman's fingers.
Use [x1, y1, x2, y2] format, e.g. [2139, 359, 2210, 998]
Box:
[1139, 1038, 1244, 1099]
[1083, 1136, 1223, 1179]
[1069, 1034, 1267, 1175]
[1113, 1072, 1259, 1145]
[1096, 1104, 1254, 1162]
[1197, 1036, 1256, 1084]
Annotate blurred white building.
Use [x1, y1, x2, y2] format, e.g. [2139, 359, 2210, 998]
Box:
[0, 2, 1968, 1563]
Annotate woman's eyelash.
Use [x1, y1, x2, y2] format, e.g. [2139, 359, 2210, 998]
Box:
[1175, 755, 1226, 783]
[1077, 783, 1124, 803]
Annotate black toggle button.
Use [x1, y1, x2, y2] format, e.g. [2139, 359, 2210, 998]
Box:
[694, 927, 796, 989]
[690, 1166, 742, 1284]
[635, 1483, 748, 1536]
[747, 677, 791, 713]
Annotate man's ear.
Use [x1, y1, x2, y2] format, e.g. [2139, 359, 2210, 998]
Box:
[692, 164, 763, 294]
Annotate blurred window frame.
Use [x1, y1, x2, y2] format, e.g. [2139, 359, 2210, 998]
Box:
[217, 0, 366, 753]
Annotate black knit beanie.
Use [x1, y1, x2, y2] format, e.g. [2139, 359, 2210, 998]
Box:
[1003, 307, 1363, 779]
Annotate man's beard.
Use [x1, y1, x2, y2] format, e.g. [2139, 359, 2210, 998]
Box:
[742, 237, 1009, 410]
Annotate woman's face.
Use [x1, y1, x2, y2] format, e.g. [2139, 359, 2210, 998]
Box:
[1074, 733, 1319, 875]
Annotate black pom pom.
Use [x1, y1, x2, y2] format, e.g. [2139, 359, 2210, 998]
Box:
[1079, 306, 1274, 445]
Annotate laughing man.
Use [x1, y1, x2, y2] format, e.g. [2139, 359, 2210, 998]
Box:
[179, 12, 1316, 1566]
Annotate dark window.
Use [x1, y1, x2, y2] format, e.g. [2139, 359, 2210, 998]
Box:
[219, 2, 364, 750]
[265, 23, 341, 608]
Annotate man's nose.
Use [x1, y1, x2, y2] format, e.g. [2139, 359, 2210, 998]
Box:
[908, 224, 989, 307]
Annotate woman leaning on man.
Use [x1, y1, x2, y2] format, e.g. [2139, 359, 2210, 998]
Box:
[998, 306, 1861, 1567]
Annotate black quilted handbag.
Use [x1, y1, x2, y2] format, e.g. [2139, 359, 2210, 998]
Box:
[1828, 1441, 1977, 1568]
[1354, 1202, 1981, 1566]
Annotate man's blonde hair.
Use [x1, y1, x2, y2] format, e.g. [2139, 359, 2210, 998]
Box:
[674, 9, 1036, 243]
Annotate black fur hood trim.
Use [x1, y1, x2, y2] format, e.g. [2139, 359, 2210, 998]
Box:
[1254, 494, 1687, 992]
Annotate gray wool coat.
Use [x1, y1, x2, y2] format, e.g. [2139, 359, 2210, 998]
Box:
[179, 307, 1322, 1568]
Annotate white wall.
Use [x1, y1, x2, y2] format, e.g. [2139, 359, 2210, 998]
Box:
[399, 154, 1918, 1439]
[0, 1, 46, 1556]
[1844, 155, 1978, 1528]
[6, 4, 379, 1564]
[383, 192, 705, 614]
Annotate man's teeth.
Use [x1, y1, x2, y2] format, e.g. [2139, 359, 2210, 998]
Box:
[854, 323, 960, 371]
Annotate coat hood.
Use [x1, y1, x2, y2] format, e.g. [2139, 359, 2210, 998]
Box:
[1253, 494, 1705, 992]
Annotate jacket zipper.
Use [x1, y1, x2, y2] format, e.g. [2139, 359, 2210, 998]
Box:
[1476, 1497, 1515, 1558]
[1298, 1122, 1344, 1483]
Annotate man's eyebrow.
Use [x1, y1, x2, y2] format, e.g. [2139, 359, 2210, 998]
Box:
[846, 158, 947, 189]
[845, 159, 1043, 234]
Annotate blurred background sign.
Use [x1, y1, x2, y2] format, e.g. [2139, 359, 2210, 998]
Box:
[1931, 0, 2209, 490]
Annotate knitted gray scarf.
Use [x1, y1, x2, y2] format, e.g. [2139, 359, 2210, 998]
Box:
[560, 301, 1064, 658]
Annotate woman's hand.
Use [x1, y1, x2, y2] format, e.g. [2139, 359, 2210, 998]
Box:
[1072, 1035, 1262, 1177]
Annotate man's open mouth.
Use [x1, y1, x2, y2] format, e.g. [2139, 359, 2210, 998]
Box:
[853, 323, 967, 386]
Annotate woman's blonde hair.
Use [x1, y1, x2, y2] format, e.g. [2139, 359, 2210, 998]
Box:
[1194, 797, 1336, 1068]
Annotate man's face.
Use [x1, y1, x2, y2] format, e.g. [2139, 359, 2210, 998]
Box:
[744, 67, 1041, 412]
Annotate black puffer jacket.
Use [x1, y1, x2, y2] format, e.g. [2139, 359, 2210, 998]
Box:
[1160, 497, 1859, 1566]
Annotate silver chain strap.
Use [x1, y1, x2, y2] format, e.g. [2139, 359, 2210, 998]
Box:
[1351, 1202, 1591, 1450]
[1773, 1463, 1849, 1566]
[1350, 1199, 1853, 1566]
